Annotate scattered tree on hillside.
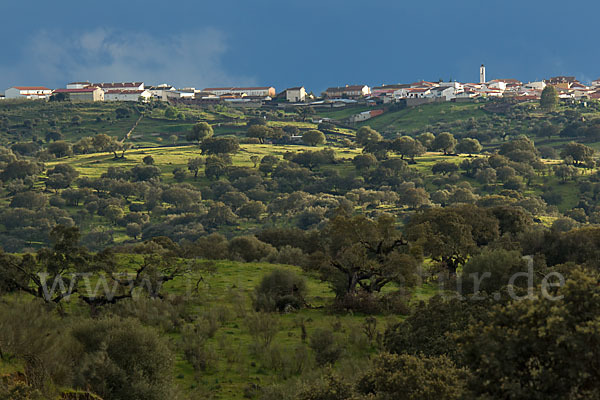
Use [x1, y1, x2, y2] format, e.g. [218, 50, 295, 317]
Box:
[356, 126, 382, 146]
[302, 130, 326, 146]
[296, 106, 314, 122]
[47, 141, 72, 158]
[455, 138, 482, 156]
[390, 136, 426, 162]
[186, 122, 213, 144]
[322, 211, 419, 296]
[560, 142, 594, 166]
[352, 153, 378, 171]
[431, 132, 457, 155]
[187, 157, 205, 179]
[205, 156, 227, 180]
[0, 226, 103, 303]
[432, 161, 459, 175]
[406, 206, 499, 275]
[258, 155, 279, 175]
[200, 137, 240, 155]
[142, 155, 155, 165]
[417, 132, 436, 150]
[540, 85, 559, 111]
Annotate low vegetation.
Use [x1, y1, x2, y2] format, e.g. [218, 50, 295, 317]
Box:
[1, 98, 600, 398]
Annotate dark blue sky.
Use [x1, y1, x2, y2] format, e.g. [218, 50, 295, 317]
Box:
[1, 0, 598, 93]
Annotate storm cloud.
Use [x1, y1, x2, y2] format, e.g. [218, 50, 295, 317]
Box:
[0, 28, 255, 90]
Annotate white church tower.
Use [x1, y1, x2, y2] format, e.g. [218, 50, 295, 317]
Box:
[480, 64, 486, 84]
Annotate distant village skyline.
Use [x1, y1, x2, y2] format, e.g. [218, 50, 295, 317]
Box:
[2, 64, 600, 98]
[3, 71, 599, 111]
[2, 1, 600, 95]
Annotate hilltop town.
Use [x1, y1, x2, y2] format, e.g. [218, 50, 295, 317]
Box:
[3, 65, 599, 116]
[3, 62, 600, 399]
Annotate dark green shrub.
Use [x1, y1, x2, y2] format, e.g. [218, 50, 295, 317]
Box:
[253, 269, 307, 312]
[309, 328, 342, 366]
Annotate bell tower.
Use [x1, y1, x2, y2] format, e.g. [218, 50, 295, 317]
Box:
[480, 64, 486, 84]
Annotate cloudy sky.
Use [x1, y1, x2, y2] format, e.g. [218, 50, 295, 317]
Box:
[1, 0, 598, 93]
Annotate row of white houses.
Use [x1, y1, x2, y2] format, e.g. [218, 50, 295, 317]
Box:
[3, 83, 153, 102]
[5, 70, 600, 104]
[2, 82, 290, 103]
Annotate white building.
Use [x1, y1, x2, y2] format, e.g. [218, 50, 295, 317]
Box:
[285, 87, 306, 102]
[94, 82, 144, 91]
[146, 84, 176, 101]
[438, 81, 464, 90]
[486, 81, 506, 91]
[4, 86, 52, 100]
[480, 64, 486, 84]
[430, 86, 459, 100]
[455, 89, 479, 99]
[524, 81, 546, 91]
[53, 87, 105, 102]
[204, 86, 276, 97]
[394, 87, 432, 99]
[323, 85, 371, 99]
[104, 89, 151, 102]
[66, 82, 91, 90]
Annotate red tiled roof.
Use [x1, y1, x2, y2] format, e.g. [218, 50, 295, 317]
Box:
[515, 95, 539, 100]
[325, 85, 368, 92]
[105, 90, 146, 94]
[412, 81, 436, 87]
[204, 86, 273, 91]
[490, 79, 522, 84]
[13, 86, 50, 90]
[94, 82, 143, 89]
[54, 87, 100, 93]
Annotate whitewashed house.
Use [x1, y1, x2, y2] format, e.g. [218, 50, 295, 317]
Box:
[455, 89, 479, 99]
[146, 84, 176, 101]
[394, 87, 432, 99]
[323, 85, 371, 99]
[285, 87, 306, 102]
[371, 84, 410, 98]
[486, 81, 507, 91]
[524, 81, 546, 91]
[438, 81, 463, 90]
[203, 87, 276, 97]
[53, 87, 105, 102]
[104, 89, 151, 102]
[4, 86, 52, 100]
[430, 86, 459, 100]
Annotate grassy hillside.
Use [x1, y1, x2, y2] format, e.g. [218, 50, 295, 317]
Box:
[0, 255, 437, 398]
[360, 102, 487, 133]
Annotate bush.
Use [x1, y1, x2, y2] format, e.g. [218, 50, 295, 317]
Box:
[0, 300, 77, 390]
[253, 269, 307, 312]
[180, 323, 218, 372]
[309, 328, 342, 366]
[71, 317, 175, 400]
[101, 296, 192, 333]
[184, 233, 229, 259]
[228, 235, 276, 262]
[267, 245, 309, 267]
[246, 312, 279, 349]
[357, 353, 469, 399]
[331, 291, 409, 315]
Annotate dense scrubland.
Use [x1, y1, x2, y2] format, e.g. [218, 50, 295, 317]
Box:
[1, 97, 600, 399]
